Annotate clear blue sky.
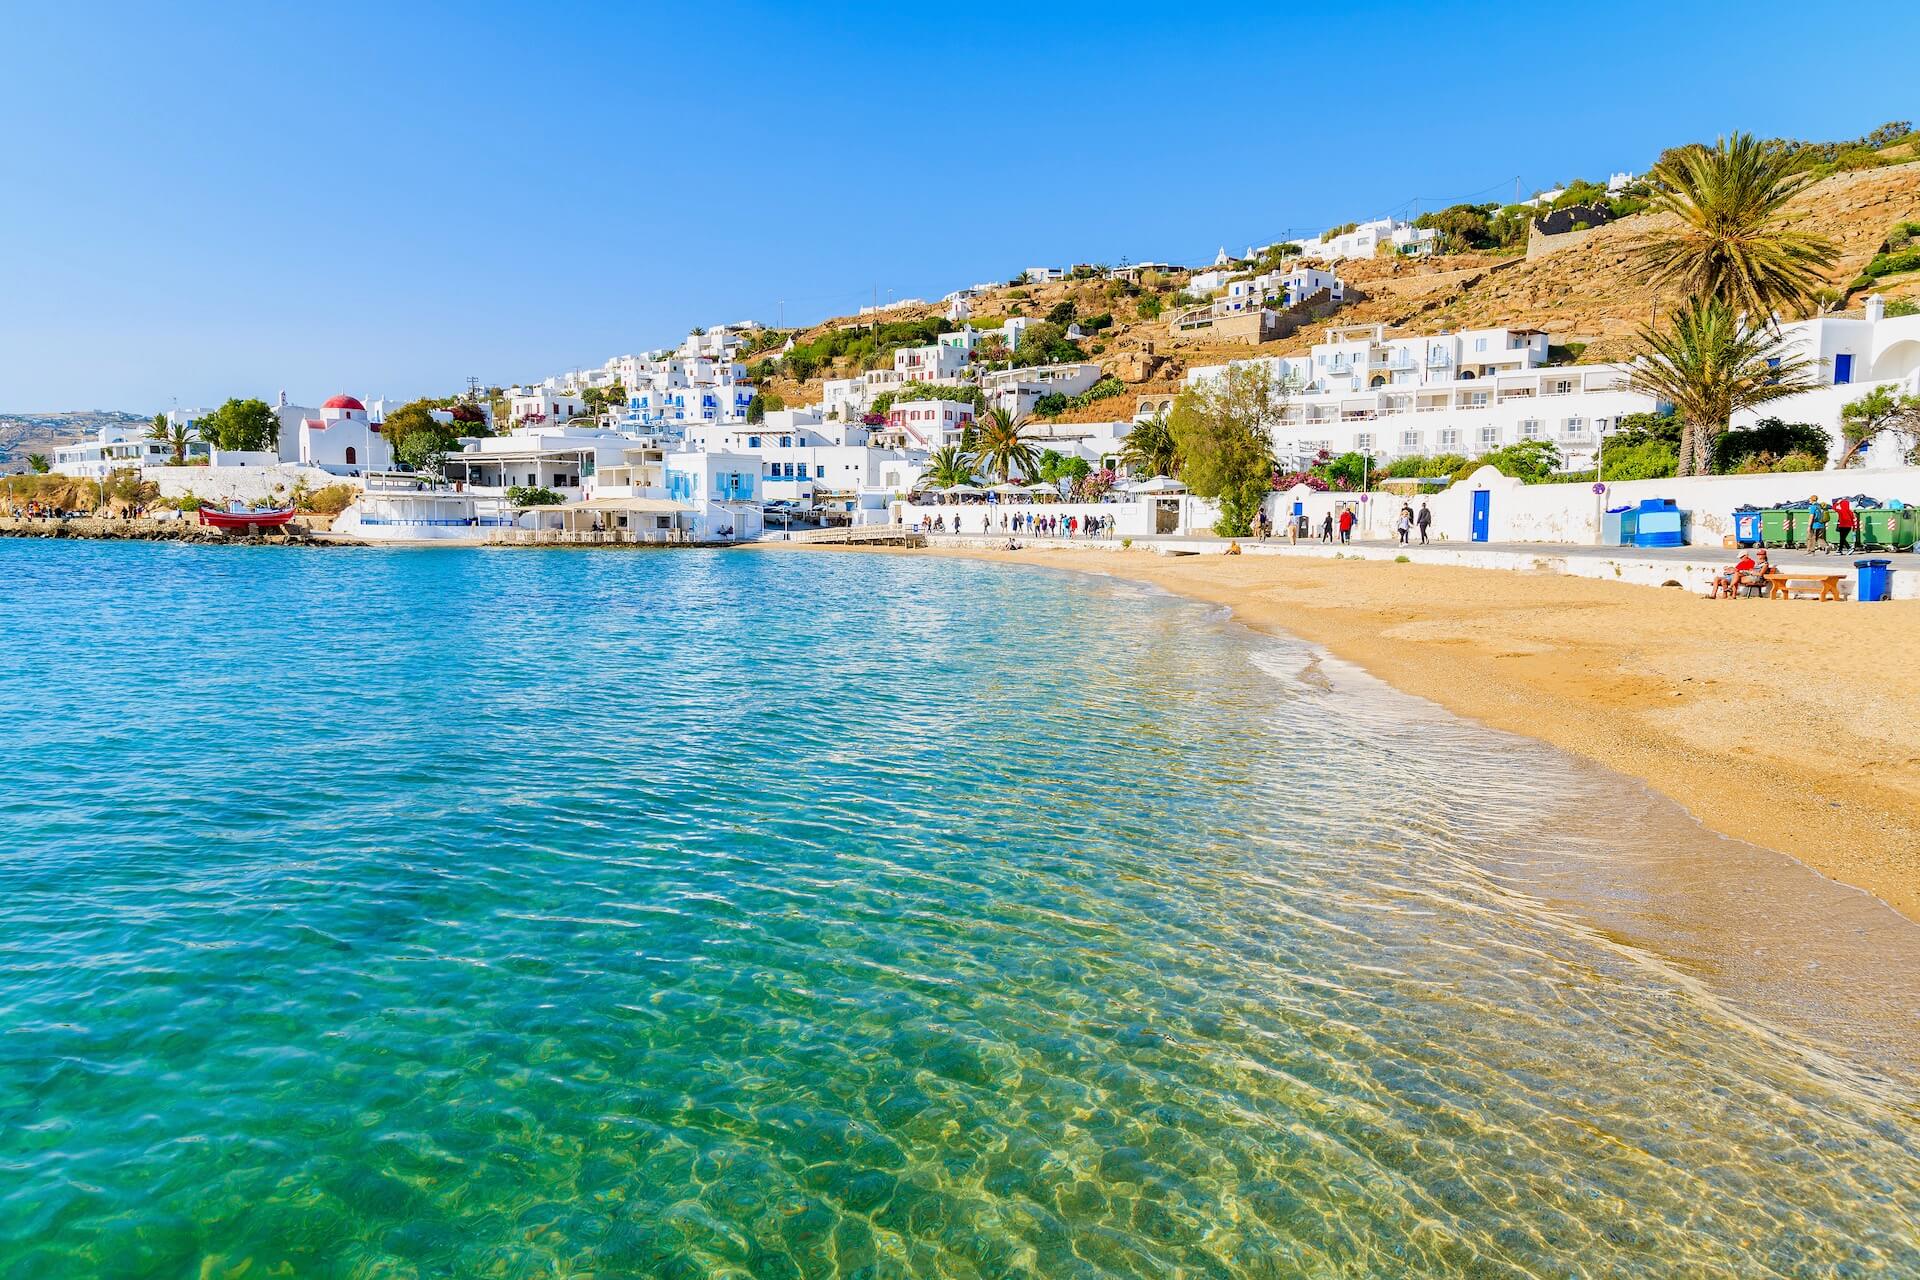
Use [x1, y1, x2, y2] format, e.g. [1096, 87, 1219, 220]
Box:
[3, 1, 1914, 412]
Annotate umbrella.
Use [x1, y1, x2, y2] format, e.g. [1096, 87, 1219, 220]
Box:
[946, 484, 986, 495]
[988, 482, 1028, 495]
[1129, 475, 1188, 494]
[1025, 482, 1056, 493]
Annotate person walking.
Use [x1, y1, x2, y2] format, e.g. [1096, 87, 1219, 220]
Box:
[1833, 496, 1857, 554]
[1321, 512, 1334, 542]
[1805, 497, 1827, 554]
[1395, 508, 1412, 545]
[1338, 506, 1355, 544]
[1416, 502, 1432, 545]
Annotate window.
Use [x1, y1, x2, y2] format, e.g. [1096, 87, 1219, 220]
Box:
[1401, 430, 1421, 449]
[345, 446, 357, 464]
[1552, 379, 1574, 395]
[1562, 418, 1585, 438]
[1474, 337, 1488, 352]
[1479, 426, 1499, 446]
[1519, 419, 1540, 439]
[1355, 433, 1374, 450]
[1438, 429, 1459, 447]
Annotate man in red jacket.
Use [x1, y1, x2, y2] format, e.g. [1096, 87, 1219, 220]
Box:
[1338, 506, 1356, 543]
[1833, 497, 1858, 554]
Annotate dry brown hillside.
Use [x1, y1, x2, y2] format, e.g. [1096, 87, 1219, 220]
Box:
[758, 158, 1920, 410]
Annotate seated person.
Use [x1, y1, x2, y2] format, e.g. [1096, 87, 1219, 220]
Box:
[1710, 550, 1758, 598]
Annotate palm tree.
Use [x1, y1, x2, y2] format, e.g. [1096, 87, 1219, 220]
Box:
[1627, 298, 1813, 475]
[147, 413, 198, 465]
[920, 444, 975, 491]
[1636, 133, 1837, 320]
[26, 453, 50, 474]
[968, 405, 1039, 482]
[1119, 413, 1178, 478]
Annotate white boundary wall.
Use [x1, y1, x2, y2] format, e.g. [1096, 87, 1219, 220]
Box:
[1260, 466, 1920, 546]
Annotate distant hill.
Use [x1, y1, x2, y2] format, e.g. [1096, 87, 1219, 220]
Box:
[0, 411, 150, 473]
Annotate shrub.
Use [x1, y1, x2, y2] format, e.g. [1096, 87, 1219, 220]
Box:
[1032, 392, 1069, 417]
[507, 485, 564, 508]
[302, 483, 358, 516]
[1711, 417, 1829, 472]
[1599, 439, 1678, 480]
[1886, 298, 1919, 317]
[1136, 295, 1163, 320]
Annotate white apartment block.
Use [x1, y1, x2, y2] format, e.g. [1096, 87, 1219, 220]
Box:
[883, 399, 976, 449]
[51, 422, 210, 477]
[1223, 265, 1345, 313]
[1290, 218, 1437, 262]
[1187, 323, 1647, 470]
[509, 388, 587, 425]
[978, 362, 1105, 416]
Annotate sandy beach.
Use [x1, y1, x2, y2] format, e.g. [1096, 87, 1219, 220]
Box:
[814, 543, 1920, 924]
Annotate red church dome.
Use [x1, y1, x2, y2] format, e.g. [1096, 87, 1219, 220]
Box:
[322, 394, 366, 411]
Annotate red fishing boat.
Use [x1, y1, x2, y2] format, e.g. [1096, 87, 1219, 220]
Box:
[197, 505, 297, 531]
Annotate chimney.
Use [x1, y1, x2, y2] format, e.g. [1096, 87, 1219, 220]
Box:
[1866, 293, 1886, 324]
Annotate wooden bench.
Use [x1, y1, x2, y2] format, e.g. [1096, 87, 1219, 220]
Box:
[1764, 572, 1843, 601]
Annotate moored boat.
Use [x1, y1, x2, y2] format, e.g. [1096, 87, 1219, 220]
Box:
[197, 506, 297, 530]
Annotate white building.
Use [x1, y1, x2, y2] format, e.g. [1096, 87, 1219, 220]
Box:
[1188, 323, 1645, 470]
[298, 394, 392, 475]
[1291, 218, 1437, 262]
[441, 423, 638, 501]
[1022, 267, 1066, 284]
[509, 389, 586, 426]
[884, 399, 976, 449]
[51, 422, 210, 477]
[1223, 265, 1344, 313]
[663, 450, 764, 541]
[979, 362, 1105, 416]
[1186, 304, 1920, 472]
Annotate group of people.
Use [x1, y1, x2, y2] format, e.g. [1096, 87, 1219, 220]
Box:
[1710, 547, 1773, 599]
[1254, 501, 1432, 546]
[923, 510, 1114, 539]
[1801, 495, 1860, 554]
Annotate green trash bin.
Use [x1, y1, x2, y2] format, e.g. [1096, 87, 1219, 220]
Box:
[1859, 507, 1917, 550]
[1760, 508, 1804, 548]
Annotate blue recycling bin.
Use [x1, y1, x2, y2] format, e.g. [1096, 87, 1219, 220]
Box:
[1733, 511, 1763, 546]
[1632, 499, 1687, 548]
[1855, 558, 1892, 602]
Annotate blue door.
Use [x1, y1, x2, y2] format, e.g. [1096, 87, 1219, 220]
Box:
[1292, 501, 1304, 517]
[1471, 489, 1491, 542]
[1835, 353, 1854, 385]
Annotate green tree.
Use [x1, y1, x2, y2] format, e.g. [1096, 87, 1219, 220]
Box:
[199, 397, 282, 453]
[746, 391, 785, 423]
[1626, 298, 1813, 474]
[506, 485, 564, 508]
[1835, 385, 1920, 467]
[1710, 416, 1829, 471]
[1168, 362, 1287, 536]
[1012, 322, 1085, 367]
[26, 453, 50, 474]
[382, 400, 461, 477]
[1636, 132, 1838, 319]
[968, 406, 1039, 482]
[1119, 414, 1178, 477]
[920, 444, 975, 490]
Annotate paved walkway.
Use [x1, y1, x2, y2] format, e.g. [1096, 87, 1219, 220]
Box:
[924, 531, 1915, 598]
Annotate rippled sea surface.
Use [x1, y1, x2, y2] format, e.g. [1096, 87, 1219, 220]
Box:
[3, 540, 1918, 1279]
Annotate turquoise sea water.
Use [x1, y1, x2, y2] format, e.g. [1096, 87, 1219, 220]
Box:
[2, 539, 1917, 1279]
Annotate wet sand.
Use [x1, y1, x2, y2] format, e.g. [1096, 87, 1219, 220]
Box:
[796, 543, 1920, 926]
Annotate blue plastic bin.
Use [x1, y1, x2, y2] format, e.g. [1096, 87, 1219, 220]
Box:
[1855, 558, 1892, 603]
[1632, 499, 1686, 548]
[1733, 511, 1763, 546]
